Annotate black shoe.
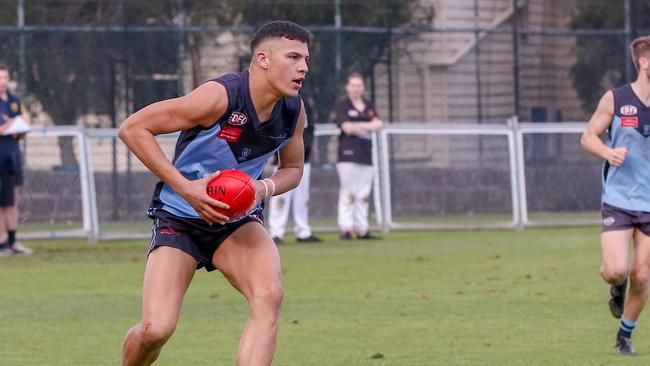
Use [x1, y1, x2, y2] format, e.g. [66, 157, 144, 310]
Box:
[272, 237, 284, 245]
[609, 279, 627, 319]
[296, 235, 322, 243]
[357, 232, 381, 240]
[0, 243, 13, 257]
[615, 335, 637, 356]
[340, 230, 354, 240]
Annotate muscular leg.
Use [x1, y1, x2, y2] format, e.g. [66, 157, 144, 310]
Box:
[601, 229, 633, 284]
[122, 246, 197, 366]
[213, 222, 283, 366]
[624, 230, 650, 321]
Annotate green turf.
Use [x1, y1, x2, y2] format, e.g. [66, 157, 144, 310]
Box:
[0, 227, 645, 365]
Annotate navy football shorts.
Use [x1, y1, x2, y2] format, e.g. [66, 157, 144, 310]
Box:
[601, 202, 650, 236]
[0, 172, 16, 207]
[148, 209, 264, 272]
[14, 159, 23, 186]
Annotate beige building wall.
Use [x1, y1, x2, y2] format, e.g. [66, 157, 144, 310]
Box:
[372, 0, 583, 125]
[183, 1, 585, 169]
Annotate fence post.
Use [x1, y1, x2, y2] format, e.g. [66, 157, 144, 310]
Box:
[508, 115, 527, 230]
[378, 129, 392, 232]
[78, 129, 100, 243]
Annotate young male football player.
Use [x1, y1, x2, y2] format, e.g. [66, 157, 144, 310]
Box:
[119, 21, 310, 366]
[582, 34, 650, 356]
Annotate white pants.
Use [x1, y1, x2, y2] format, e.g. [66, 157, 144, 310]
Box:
[269, 163, 313, 239]
[336, 162, 374, 234]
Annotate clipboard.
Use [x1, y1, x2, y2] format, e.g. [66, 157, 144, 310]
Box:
[2, 116, 31, 135]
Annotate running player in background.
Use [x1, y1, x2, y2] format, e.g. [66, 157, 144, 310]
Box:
[581, 34, 650, 356]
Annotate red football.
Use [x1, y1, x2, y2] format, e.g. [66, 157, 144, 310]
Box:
[206, 170, 256, 219]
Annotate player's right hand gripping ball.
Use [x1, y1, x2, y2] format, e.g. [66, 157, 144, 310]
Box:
[206, 170, 256, 220]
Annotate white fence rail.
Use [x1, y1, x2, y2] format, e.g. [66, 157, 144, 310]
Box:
[19, 121, 599, 242]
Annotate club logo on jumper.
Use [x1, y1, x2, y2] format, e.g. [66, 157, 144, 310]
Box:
[348, 109, 359, 118]
[621, 116, 638, 128]
[10, 102, 20, 113]
[238, 148, 252, 161]
[620, 105, 637, 116]
[228, 112, 248, 126]
[217, 126, 244, 142]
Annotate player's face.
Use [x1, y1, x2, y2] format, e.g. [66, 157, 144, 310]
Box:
[267, 38, 309, 97]
[0, 70, 9, 94]
[345, 77, 365, 99]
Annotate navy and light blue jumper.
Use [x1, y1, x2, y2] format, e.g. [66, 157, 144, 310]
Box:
[602, 85, 650, 212]
[149, 70, 302, 219]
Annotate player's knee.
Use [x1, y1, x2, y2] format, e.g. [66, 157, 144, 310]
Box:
[630, 268, 650, 289]
[252, 283, 284, 311]
[600, 265, 627, 284]
[139, 321, 175, 350]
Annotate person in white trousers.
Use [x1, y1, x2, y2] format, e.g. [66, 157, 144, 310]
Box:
[269, 97, 322, 244]
[335, 72, 383, 240]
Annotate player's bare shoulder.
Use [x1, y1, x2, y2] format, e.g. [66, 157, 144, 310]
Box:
[587, 90, 615, 130]
[596, 90, 615, 117]
[180, 81, 230, 128]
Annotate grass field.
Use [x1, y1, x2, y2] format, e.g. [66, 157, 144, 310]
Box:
[0, 227, 646, 365]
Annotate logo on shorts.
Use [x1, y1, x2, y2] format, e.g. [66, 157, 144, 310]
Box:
[228, 112, 248, 126]
[603, 216, 616, 226]
[620, 105, 638, 116]
[250, 212, 263, 224]
[160, 228, 181, 237]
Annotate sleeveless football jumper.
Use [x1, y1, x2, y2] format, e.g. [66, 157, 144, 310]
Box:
[149, 70, 302, 219]
[602, 84, 650, 212]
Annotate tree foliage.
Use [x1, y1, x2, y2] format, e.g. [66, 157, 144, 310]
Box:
[6, 0, 433, 126]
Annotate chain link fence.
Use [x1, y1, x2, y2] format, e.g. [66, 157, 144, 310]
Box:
[2, 0, 643, 238]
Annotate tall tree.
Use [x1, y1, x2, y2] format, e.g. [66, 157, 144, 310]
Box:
[5, 0, 433, 147]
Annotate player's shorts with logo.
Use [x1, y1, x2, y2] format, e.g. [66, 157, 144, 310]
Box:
[601, 202, 650, 236]
[148, 209, 264, 272]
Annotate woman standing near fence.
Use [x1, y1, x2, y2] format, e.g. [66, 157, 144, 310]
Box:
[335, 72, 383, 240]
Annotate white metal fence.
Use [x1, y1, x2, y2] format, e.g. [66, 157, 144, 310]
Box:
[18, 121, 600, 242]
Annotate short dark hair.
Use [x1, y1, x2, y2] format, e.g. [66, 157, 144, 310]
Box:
[0, 62, 9, 72]
[250, 21, 311, 54]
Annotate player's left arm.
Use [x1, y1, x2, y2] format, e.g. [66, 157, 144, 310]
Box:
[259, 101, 306, 199]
